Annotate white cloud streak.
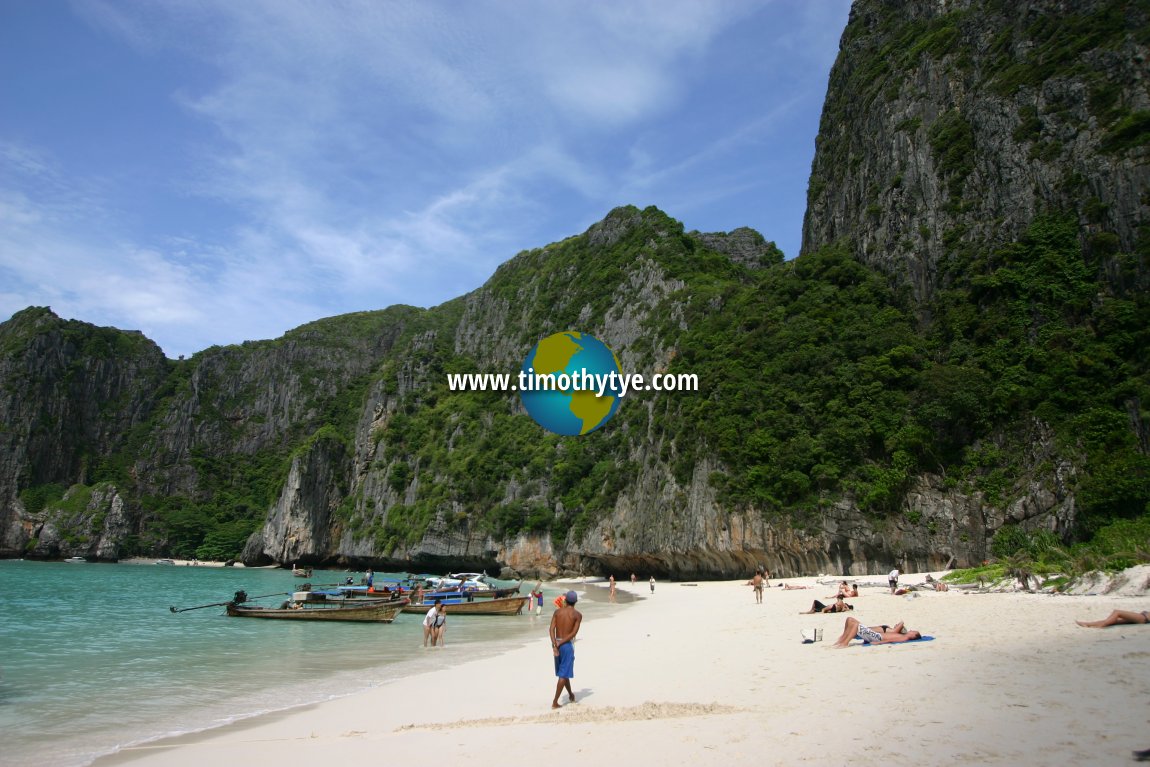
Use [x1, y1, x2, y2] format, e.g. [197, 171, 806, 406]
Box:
[1, 0, 849, 357]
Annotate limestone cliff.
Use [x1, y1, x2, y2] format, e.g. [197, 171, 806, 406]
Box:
[803, 0, 1150, 300]
[0, 306, 418, 560]
[1, 1, 1146, 578]
[0, 308, 168, 558]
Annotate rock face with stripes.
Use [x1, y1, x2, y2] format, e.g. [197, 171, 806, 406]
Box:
[802, 0, 1150, 302]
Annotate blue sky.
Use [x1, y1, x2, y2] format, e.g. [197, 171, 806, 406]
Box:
[1, 0, 851, 359]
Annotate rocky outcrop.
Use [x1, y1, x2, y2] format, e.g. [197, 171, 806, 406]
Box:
[802, 0, 1150, 300]
[17, 482, 131, 560]
[241, 433, 350, 566]
[0, 306, 416, 560]
[691, 227, 783, 269]
[0, 308, 169, 557]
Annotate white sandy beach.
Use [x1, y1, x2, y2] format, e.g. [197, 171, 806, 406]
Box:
[99, 571, 1150, 767]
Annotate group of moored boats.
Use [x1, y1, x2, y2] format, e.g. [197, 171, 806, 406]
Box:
[204, 572, 530, 623]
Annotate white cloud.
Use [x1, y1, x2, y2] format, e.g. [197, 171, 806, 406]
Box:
[2, 0, 850, 355]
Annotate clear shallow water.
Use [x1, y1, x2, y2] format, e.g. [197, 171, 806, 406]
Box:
[0, 561, 564, 767]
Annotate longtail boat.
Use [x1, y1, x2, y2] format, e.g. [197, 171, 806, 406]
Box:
[417, 582, 521, 601]
[328, 586, 409, 601]
[401, 595, 529, 616]
[226, 597, 407, 622]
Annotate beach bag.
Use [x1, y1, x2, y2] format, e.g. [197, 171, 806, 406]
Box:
[801, 628, 824, 644]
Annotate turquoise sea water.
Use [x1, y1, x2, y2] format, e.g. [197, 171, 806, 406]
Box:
[0, 560, 566, 767]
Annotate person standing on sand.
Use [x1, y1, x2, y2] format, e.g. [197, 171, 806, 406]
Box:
[631, 573, 636, 584]
[609, 575, 616, 602]
[550, 590, 582, 708]
[752, 570, 764, 603]
[649, 576, 656, 594]
[888, 568, 900, 595]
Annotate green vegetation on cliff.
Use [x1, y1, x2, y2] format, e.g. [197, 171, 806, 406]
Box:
[6, 199, 1149, 564]
[345, 206, 1148, 558]
[3, 202, 1148, 566]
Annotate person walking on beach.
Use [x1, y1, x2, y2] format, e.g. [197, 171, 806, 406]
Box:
[550, 590, 582, 708]
[888, 568, 900, 595]
[609, 575, 616, 603]
[752, 570, 764, 603]
[649, 576, 656, 594]
[631, 573, 636, 585]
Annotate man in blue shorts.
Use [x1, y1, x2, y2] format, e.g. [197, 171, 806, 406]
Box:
[549, 590, 583, 708]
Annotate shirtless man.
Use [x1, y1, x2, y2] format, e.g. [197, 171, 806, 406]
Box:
[550, 590, 583, 708]
[830, 616, 921, 648]
[752, 571, 764, 604]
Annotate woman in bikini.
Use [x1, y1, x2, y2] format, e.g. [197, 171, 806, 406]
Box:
[830, 616, 922, 648]
[1076, 609, 1150, 628]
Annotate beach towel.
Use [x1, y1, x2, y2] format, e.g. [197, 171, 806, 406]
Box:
[861, 635, 935, 646]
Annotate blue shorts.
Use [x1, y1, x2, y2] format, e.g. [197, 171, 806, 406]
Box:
[554, 641, 574, 679]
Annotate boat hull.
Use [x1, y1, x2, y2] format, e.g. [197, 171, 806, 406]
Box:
[421, 584, 521, 600]
[402, 595, 528, 616]
[226, 599, 406, 622]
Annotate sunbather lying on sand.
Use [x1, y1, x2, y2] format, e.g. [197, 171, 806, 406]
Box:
[924, 574, 949, 591]
[800, 595, 854, 614]
[1075, 609, 1149, 628]
[831, 616, 922, 648]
